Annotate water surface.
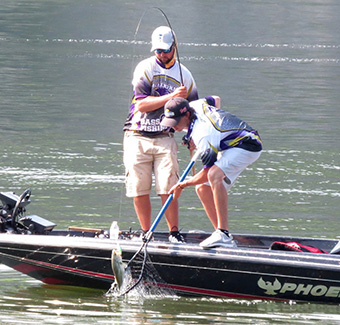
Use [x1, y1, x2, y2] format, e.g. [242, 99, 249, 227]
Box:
[1, 0, 339, 323]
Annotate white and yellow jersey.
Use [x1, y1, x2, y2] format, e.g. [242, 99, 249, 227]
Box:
[188, 98, 262, 168]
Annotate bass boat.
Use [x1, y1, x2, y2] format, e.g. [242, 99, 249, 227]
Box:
[1, 189, 340, 304]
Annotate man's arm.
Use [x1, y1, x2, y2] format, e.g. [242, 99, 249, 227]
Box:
[169, 168, 209, 200]
[135, 86, 189, 113]
[204, 95, 221, 108]
[212, 96, 221, 108]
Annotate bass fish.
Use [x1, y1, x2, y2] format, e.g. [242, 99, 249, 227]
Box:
[111, 247, 125, 290]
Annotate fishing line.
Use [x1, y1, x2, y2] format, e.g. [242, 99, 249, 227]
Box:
[132, 7, 184, 85]
[114, 9, 186, 296]
[120, 8, 183, 219]
[118, 150, 200, 296]
[120, 6, 184, 211]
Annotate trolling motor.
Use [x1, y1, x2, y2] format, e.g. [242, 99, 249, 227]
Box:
[0, 189, 56, 234]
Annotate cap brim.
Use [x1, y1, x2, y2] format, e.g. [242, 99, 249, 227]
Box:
[161, 116, 181, 128]
[151, 42, 172, 52]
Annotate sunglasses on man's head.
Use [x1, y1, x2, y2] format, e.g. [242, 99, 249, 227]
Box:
[155, 45, 173, 54]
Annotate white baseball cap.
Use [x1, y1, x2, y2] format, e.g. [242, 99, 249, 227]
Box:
[151, 26, 176, 52]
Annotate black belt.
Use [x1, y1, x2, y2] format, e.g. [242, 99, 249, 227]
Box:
[125, 130, 174, 138]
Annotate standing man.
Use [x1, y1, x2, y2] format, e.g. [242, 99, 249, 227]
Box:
[123, 26, 198, 243]
[161, 96, 262, 249]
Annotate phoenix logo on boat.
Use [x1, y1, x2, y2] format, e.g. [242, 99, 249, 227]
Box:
[257, 277, 340, 298]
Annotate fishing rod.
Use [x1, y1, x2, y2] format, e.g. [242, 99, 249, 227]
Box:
[133, 7, 184, 85]
[111, 8, 189, 296]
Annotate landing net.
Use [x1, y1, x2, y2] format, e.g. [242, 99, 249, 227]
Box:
[107, 250, 176, 298]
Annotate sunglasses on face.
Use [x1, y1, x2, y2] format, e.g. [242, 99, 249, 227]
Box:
[155, 45, 173, 54]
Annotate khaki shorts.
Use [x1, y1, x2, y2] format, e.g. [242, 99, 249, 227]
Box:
[123, 132, 179, 197]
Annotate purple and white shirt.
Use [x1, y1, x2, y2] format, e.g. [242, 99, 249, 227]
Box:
[123, 56, 198, 136]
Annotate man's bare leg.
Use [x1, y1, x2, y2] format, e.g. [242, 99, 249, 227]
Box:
[134, 195, 151, 232]
[207, 166, 229, 230]
[195, 184, 218, 229]
[160, 194, 179, 232]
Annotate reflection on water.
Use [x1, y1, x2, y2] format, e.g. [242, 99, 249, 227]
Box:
[1, 265, 340, 324]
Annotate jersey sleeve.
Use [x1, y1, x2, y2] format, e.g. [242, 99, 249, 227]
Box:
[195, 135, 218, 169]
[132, 59, 152, 99]
[203, 96, 216, 106]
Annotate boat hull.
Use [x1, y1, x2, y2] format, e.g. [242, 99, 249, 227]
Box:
[1, 231, 340, 303]
[0, 235, 115, 289]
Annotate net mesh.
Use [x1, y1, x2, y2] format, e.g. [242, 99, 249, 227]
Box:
[107, 246, 176, 298]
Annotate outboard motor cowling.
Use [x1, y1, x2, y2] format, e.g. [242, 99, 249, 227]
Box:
[0, 189, 56, 234]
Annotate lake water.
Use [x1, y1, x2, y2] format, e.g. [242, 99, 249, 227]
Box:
[1, 0, 339, 323]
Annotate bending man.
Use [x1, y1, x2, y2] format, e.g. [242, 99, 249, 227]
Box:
[161, 96, 262, 249]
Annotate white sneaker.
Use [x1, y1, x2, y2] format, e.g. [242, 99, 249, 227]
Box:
[199, 229, 237, 249]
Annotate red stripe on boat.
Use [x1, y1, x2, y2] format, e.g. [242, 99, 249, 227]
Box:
[41, 277, 72, 285]
[14, 258, 115, 280]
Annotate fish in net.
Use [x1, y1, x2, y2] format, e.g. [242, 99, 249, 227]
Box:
[108, 245, 176, 297]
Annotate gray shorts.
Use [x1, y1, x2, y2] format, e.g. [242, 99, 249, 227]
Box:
[209, 147, 262, 191]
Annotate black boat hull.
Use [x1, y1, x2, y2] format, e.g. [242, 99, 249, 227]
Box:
[1, 231, 340, 303]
